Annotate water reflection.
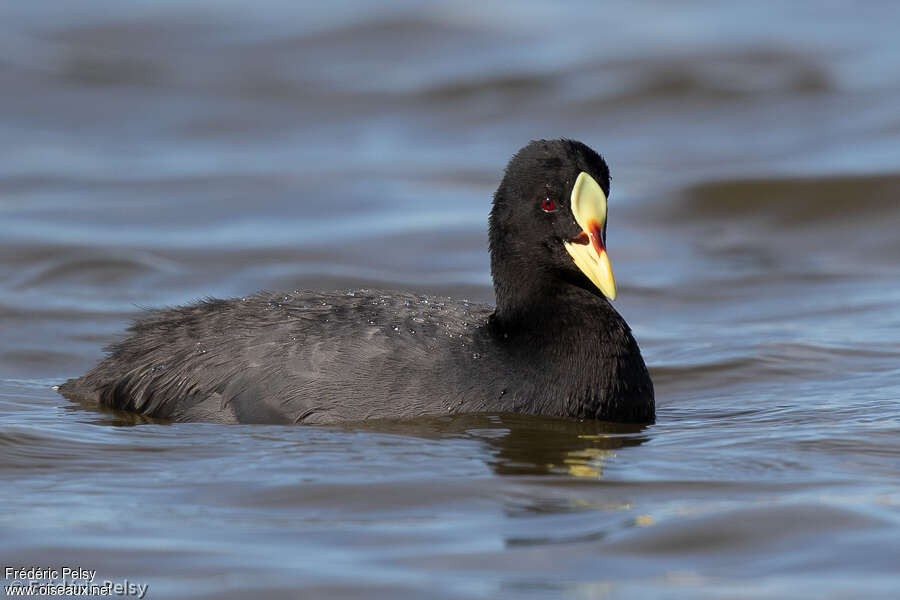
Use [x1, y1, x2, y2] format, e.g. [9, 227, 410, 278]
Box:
[63, 396, 172, 426]
[339, 413, 649, 479]
[482, 416, 648, 478]
[63, 397, 650, 482]
[62, 402, 650, 481]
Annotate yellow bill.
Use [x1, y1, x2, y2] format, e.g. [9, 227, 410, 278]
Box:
[563, 171, 617, 300]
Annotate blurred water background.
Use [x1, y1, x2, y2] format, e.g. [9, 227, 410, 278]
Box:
[2, 1, 899, 598]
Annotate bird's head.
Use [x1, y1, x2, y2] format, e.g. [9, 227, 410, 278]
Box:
[490, 139, 616, 309]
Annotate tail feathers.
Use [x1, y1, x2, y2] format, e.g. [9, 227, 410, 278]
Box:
[57, 377, 101, 403]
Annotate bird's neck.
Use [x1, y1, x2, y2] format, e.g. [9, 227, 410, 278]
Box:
[488, 275, 654, 423]
[492, 265, 553, 322]
[491, 273, 618, 342]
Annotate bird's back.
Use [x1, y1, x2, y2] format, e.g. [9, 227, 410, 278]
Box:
[60, 290, 494, 424]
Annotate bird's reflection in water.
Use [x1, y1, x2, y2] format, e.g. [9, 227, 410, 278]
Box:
[68, 400, 649, 480]
[479, 414, 649, 478]
[64, 397, 172, 426]
[342, 413, 650, 479]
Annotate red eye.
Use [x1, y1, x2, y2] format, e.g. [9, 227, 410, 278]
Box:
[541, 197, 556, 212]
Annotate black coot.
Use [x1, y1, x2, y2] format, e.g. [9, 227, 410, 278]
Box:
[60, 140, 654, 424]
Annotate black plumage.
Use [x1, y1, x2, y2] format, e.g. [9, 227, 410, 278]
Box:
[60, 140, 654, 424]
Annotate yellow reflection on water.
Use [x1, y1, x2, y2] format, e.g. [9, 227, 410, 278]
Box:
[635, 514, 654, 526]
[558, 447, 616, 478]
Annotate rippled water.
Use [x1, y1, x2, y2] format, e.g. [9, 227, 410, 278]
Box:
[2, 2, 900, 598]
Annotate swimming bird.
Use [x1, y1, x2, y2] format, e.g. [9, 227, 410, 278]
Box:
[59, 140, 654, 424]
